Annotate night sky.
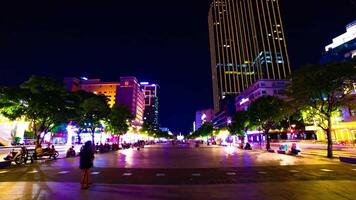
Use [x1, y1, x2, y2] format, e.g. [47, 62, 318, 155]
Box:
[0, 0, 355, 133]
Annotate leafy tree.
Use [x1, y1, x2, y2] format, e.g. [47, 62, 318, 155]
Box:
[290, 61, 356, 158]
[248, 96, 287, 150]
[106, 104, 133, 142]
[189, 123, 214, 139]
[74, 94, 110, 145]
[0, 76, 74, 149]
[230, 110, 250, 146]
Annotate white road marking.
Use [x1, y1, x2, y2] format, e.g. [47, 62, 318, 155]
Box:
[258, 171, 267, 174]
[27, 170, 38, 174]
[122, 173, 133, 176]
[226, 172, 237, 176]
[58, 171, 70, 174]
[0, 170, 9, 174]
[91, 172, 101, 175]
[351, 169, 356, 171]
[156, 173, 165, 177]
[192, 173, 201, 177]
[320, 169, 333, 172]
[289, 170, 300, 173]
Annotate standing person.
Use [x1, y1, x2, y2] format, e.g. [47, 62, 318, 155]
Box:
[79, 141, 94, 190]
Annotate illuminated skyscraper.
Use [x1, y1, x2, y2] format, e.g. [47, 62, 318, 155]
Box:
[209, 0, 291, 112]
[140, 82, 160, 131]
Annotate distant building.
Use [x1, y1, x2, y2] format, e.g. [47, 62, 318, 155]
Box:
[213, 95, 236, 129]
[235, 79, 290, 111]
[64, 77, 119, 108]
[195, 109, 214, 130]
[117, 77, 145, 126]
[140, 82, 159, 130]
[64, 76, 145, 126]
[321, 20, 356, 64]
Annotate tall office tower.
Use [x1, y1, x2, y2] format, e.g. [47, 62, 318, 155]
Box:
[209, 0, 291, 112]
[140, 82, 160, 131]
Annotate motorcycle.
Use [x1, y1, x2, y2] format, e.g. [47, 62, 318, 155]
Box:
[3, 147, 28, 165]
[34, 147, 59, 160]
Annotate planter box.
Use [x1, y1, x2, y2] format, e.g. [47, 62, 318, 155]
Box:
[339, 157, 356, 164]
[0, 161, 11, 168]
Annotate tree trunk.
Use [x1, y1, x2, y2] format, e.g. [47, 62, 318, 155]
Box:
[326, 118, 333, 158]
[77, 131, 82, 144]
[91, 129, 95, 145]
[265, 130, 271, 150]
[35, 134, 41, 149]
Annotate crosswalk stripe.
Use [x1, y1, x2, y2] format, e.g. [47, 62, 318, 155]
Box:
[0, 170, 9, 174]
[27, 170, 38, 174]
[122, 173, 132, 176]
[226, 172, 237, 176]
[351, 169, 356, 171]
[258, 171, 267, 174]
[320, 169, 333, 172]
[58, 171, 70, 174]
[156, 173, 165, 177]
[289, 170, 299, 173]
[91, 172, 101, 175]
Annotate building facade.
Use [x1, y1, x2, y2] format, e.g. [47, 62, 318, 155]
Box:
[195, 109, 214, 130]
[209, 0, 291, 112]
[64, 77, 120, 108]
[117, 77, 145, 126]
[64, 77, 145, 126]
[140, 82, 160, 131]
[235, 79, 290, 111]
[321, 20, 356, 64]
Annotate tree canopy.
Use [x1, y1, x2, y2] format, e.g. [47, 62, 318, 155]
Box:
[290, 61, 356, 157]
[248, 96, 287, 150]
[0, 76, 74, 148]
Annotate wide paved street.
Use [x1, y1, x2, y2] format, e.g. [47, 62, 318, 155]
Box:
[0, 143, 356, 200]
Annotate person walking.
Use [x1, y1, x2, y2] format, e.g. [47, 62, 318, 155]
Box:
[79, 141, 95, 190]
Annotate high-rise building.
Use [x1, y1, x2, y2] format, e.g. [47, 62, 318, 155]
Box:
[321, 20, 356, 64]
[140, 82, 159, 131]
[209, 0, 291, 112]
[117, 77, 145, 126]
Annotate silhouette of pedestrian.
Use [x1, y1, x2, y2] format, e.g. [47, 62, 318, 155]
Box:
[79, 141, 94, 189]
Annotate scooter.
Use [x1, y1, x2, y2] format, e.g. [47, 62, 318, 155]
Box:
[3, 147, 27, 165]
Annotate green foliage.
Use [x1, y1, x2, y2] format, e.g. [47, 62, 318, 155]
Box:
[291, 61, 356, 130]
[106, 104, 133, 135]
[230, 110, 250, 136]
[248, 96, 287, 132]
[290, 61, 356, 157]
[73, 92, 110, 143]
[13, 136, 21, 144]
[189, 123, 214, 139]
[0, 75, 74, 148]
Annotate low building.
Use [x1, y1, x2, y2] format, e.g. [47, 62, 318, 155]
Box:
[213, 95, 236, 129]
[235, 79, 290, 111]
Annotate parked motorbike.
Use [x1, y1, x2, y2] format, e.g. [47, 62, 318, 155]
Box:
[34, 145, 59, 160]
[3, 147, 28, 165]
